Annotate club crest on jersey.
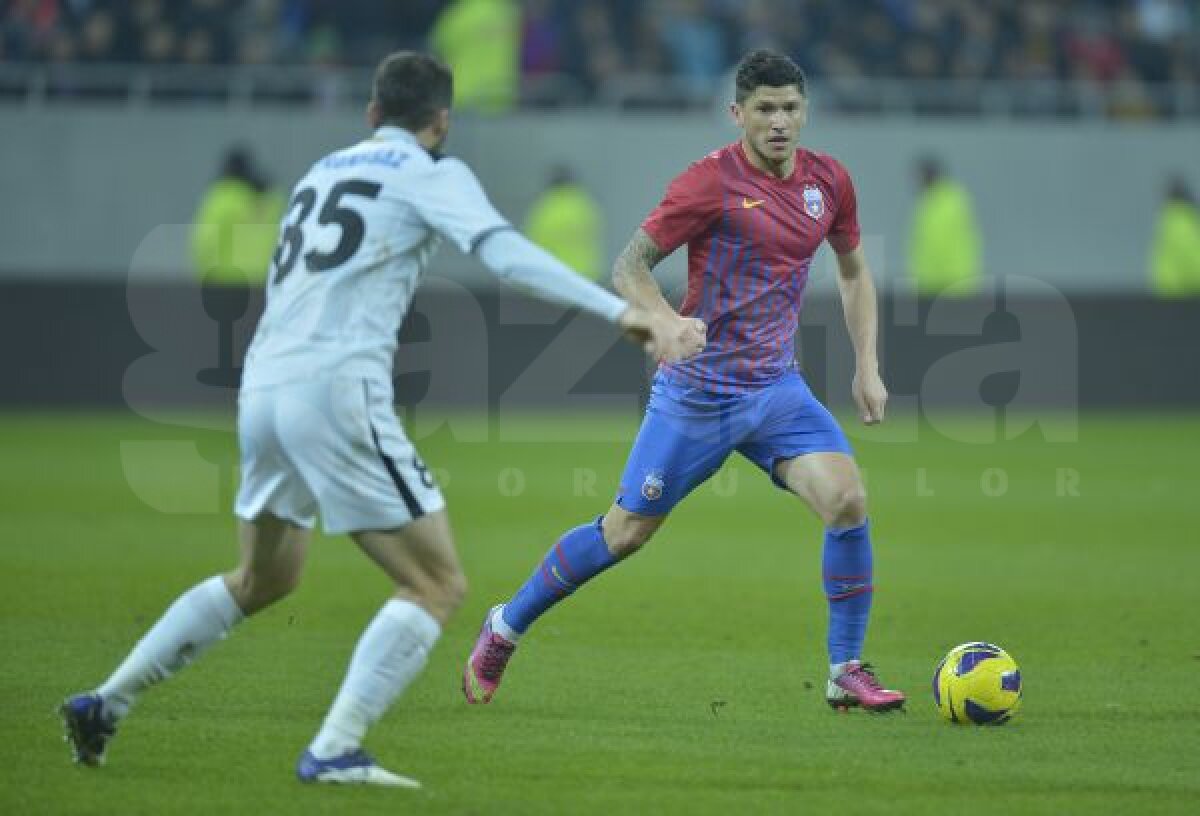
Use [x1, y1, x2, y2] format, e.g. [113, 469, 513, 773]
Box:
[641, 471, 665, 501]
[802, 184, 825, 220]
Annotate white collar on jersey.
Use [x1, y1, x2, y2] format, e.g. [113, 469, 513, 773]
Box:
[371, 126, 420, 144]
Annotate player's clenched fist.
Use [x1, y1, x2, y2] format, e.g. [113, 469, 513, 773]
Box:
[619, 307, 706, 363]
[671, 316, 707, 362]
[852, 367, 888, 425]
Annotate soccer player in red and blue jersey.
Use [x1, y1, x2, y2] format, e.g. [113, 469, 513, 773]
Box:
[465, 50, 905, 711]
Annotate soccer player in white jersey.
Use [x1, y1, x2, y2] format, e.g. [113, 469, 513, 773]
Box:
[60, 51, 705, 787]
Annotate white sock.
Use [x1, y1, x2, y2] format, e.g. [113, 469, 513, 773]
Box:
[96, 576, 244, 719]
[308, 599, 441, 760]
[829, 660, 857, 679]
[491, 605, 521, 643]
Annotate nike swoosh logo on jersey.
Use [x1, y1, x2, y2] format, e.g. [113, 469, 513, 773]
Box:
[741, 197, 765, 209]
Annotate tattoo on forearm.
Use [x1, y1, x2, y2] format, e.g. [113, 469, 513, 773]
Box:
[615, 230, 667, 281]
[632, 231, 667, 268]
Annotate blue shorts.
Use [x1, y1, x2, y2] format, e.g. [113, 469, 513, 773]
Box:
[616, 369, 852, 516]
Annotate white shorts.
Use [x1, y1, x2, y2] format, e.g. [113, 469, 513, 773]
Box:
[234, 377, 444, 534]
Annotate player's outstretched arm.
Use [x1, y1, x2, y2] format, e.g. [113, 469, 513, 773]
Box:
[612, 229, 706, 363]
[423, 159, 701, 361]
[420, 158, 624, 324]
[476, 228, 628, 322]
[475, 229, 702, 362]
[835, 246, 887, 425]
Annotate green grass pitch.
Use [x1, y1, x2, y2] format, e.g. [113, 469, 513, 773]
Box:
[1, 410, 1198, 814]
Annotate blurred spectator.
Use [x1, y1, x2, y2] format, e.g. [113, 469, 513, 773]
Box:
[562, 1, 623, 98]
[45, 27, 77, 63]
[78, 10, 117, 63]
[235, 28, 274, 65]
[733, 0, 788, 55]
[520, 0, 563, 78]
[1136, 0, 1189, 43]
[949, 5, 1001, 81]
[181, 27, 216, 65]
[2, 0, 61, 61]
[190, 146, 284, 286]
[907, 156, 982, 297]
[655, 0, 727, 100]
[141, 22, 177, 63]
[1065, 6, 1127, 83]
[129, 0, 166, 31]
[524, 164, 604, 281]
[1109, 66, 1158, 119]
[430, 0, 519, 114]
[855, 8, 902, 77]
[627, 8, 670, 78]
[1149, 175, 1200, 297]
[1120, 6, 1172, 84]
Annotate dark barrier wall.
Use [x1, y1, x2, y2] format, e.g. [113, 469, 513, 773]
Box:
[2, 281, 1197, 413]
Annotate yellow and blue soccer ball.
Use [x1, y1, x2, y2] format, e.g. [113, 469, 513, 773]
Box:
[933, 642, 1022, 725]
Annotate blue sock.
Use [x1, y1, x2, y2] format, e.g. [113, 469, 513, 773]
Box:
[501, 516, 618, 635]
[823, 520, 874, 665]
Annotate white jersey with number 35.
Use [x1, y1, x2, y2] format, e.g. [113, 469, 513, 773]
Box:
[242, 126, 509, 389]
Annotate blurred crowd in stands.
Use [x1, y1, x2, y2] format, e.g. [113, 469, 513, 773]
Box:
[3, 0, 1198, 116]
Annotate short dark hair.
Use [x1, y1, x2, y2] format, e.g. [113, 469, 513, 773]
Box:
[372, 51, 453, 131]
[735, 49, 806, 104]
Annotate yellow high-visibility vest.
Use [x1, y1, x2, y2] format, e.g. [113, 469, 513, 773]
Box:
[1150, 200, 1200, 297]
[432, 0, 519, 115]
[525, 183, 604, 281]
[191, 179, 284, 285]
[908, 179, 982, 297]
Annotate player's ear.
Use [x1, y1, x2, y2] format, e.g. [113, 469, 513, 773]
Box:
[432, 108, 451, 142]
[366, 98, 381, 129]
[798, 96, 809, 128]
[730, 102, 743, 128]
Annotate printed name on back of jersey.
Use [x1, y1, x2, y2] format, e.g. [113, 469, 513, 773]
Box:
[320, 147, 410, 171]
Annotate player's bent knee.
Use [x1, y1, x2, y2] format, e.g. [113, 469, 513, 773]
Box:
[827, 485, 868, 529]
[602, 511, 661, 558]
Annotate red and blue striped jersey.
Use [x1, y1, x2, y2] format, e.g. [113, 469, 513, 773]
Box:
[642, 142, 861, 394]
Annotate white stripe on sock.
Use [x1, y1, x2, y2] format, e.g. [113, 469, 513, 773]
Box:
[491, 605, 521, 643]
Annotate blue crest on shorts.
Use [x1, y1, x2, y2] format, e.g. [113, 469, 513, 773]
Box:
[802, 185, 824, 220]
[641, 472, 664, 501]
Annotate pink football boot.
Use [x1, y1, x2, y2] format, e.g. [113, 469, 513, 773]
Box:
[826, 661, 906, 712]
[463, 605, 516, 704]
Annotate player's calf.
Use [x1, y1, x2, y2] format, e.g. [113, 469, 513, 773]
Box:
[227, 516, 310, 615]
